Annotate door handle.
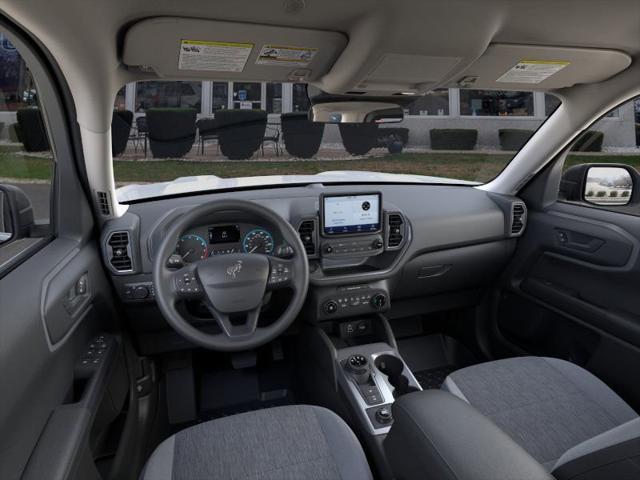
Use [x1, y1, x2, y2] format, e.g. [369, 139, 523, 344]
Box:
[555, 229, 605, 253]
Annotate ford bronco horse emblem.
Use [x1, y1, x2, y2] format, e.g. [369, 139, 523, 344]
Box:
[226, 260, 243, 279]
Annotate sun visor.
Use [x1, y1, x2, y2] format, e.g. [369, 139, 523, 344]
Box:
[450, 44, 631, 90]
[122, 17, 347, 82]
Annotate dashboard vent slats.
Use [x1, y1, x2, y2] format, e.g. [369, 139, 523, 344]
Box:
[298, 219, 317, 256]
[107, 231, 133, 272]
[387, 213, 405, 249]
[511, 203, 526, 236]
[96, 191, 111, 216]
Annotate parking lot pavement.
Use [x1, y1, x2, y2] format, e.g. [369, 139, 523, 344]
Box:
[7, 182, 51, 223]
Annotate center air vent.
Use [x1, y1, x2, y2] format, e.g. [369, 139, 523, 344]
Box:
[386, 213, 405, 249]
[298, 219, 317, 257]
[107, 231, 133, 272]
[511, 203, 527, 236]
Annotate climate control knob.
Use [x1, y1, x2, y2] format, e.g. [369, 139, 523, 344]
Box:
[373, 238, 384, 249]
[323, 300, 339, 314]
[371, 293, 387, 310]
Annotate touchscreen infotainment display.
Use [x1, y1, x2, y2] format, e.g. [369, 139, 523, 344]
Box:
[322, 193, 381, 235]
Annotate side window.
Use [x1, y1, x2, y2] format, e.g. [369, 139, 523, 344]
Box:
[0, 32, 54, 254]
[559, 95, 640, 214]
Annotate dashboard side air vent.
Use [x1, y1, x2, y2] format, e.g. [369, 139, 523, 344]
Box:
[297, 219, 317, 257]
[510, 202, 527, 236]
[386, 212, 406, 249]
[107, 231, 133, 272]
[96, 191, 111, 216]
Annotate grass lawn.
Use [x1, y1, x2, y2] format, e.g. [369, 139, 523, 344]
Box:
[3, 146, 640, 184]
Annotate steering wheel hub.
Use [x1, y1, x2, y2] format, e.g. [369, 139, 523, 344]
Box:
[195, 254, 269, 313]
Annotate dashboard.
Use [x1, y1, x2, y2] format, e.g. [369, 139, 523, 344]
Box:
[100, 184, 526, 354]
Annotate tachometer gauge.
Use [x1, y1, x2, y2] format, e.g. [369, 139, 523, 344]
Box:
[176, 234, 208, 263]
[242, 229, 274, 254]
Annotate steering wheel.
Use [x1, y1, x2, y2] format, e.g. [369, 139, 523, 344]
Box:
[152, 199, 309, 351]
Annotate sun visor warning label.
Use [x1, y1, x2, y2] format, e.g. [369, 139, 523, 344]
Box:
[256, 45, 317, 67]
[178, 40, 253, 72]
[497, 60, 569, 84]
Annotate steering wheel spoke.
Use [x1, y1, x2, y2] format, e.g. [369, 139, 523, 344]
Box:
[267, 257, 295, 290]
[204, 302, 261, 338]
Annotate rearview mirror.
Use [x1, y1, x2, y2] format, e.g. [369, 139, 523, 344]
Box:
[309, 101, 404, 124]
[584, 166, 632, 206]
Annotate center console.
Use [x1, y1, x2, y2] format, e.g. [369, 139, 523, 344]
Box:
[337, 344, 422, 434]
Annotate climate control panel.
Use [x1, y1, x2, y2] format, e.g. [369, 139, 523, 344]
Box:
[319, 285, 389, 319]
[320, 234, 384, 258]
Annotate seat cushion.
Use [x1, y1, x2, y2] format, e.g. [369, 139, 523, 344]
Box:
[442, 357, 638, 470]
[141, 405, 373, 480]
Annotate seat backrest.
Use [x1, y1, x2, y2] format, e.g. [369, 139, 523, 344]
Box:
[552, 417, 640, 480]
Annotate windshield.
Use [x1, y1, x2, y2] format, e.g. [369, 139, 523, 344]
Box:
[108, 81, 560, 202]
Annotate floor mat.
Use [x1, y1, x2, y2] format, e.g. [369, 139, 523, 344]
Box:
[413, 365, 457, 389]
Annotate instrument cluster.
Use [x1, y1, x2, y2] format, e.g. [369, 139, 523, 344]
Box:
[174, 223, 277, 264]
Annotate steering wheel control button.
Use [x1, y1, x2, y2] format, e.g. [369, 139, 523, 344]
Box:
[175, 272, 201, 296]
[268, 261, 291, 286]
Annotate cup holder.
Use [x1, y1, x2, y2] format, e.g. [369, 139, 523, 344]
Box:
[374, 354, 420, 398]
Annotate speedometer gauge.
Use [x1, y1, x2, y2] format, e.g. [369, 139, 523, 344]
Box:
[242, 229, 274, 254]
[176, 234, 208, 263]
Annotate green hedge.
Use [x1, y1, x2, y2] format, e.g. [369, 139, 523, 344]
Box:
[146, 108, 197, 158]
[430, 129, 477, 150]
[571, 130, 604, 152]
[499, 129, 534, 151]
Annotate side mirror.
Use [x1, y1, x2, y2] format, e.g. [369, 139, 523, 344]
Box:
[584, 166, 633, 206]
[309, 101, 404, 124]
[0, 184, 35, 245]
[560, 164, 636, 206]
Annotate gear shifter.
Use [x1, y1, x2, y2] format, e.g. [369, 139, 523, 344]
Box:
[345, 354, 371, 384]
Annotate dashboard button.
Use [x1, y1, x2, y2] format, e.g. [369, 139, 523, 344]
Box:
[371, 294, 387, 309]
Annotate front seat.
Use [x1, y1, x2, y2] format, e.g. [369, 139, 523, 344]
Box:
[442, 356, 640, 477]
[141, 404, 373, 480]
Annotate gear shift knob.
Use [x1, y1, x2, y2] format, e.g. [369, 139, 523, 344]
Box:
[345, 354, 371, 384]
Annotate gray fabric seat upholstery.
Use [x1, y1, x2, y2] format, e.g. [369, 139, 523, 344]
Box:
[442, 356, 639, 472]
[141, 404, 373, 480]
